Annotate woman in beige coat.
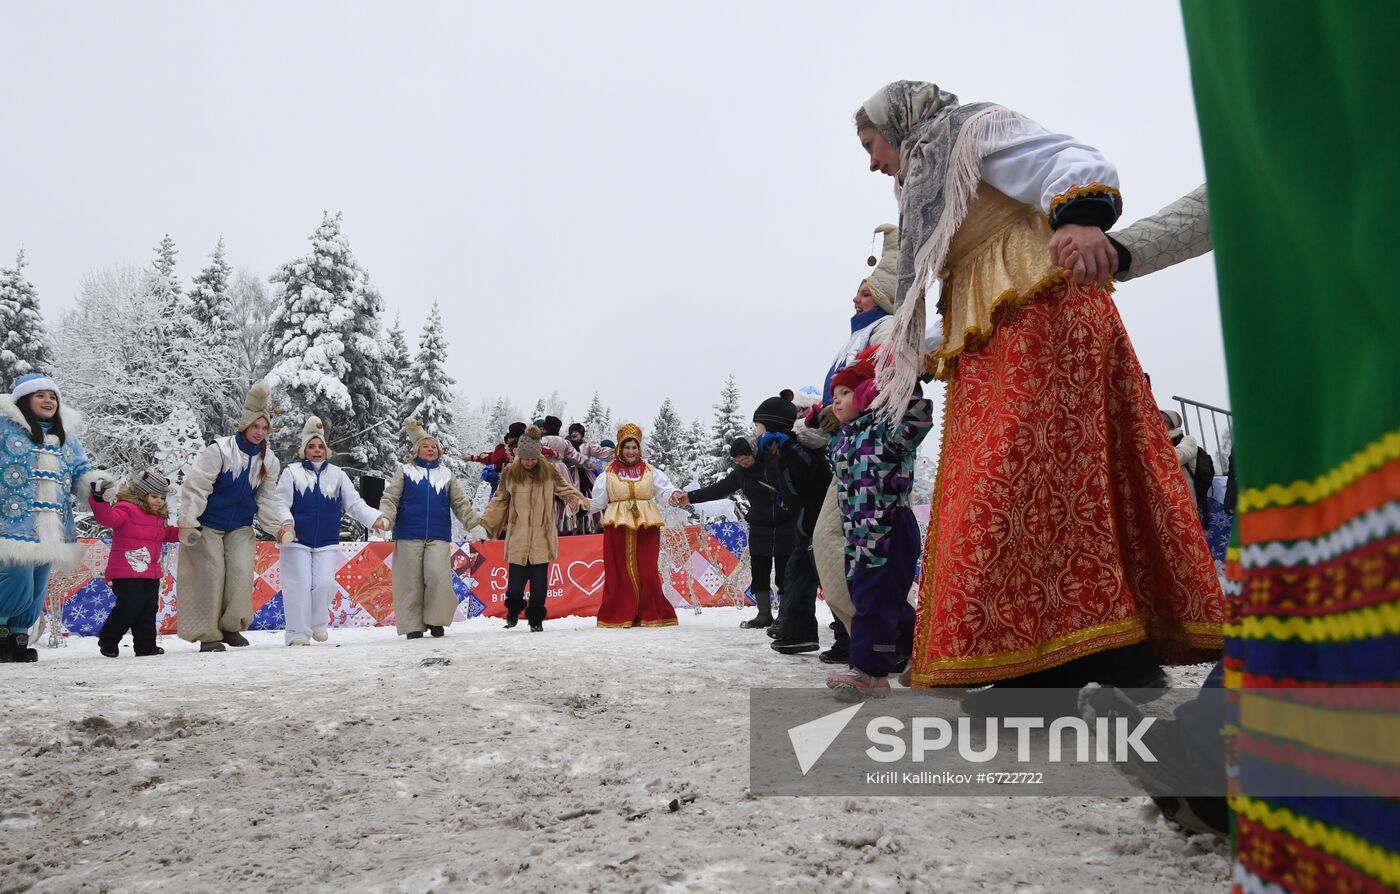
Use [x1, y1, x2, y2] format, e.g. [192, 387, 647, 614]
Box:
[481, 426, 588, 631]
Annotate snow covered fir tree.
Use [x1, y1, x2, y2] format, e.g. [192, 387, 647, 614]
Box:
[263, 212, 396, 472]
[181, 237, 242, 440]
[649, 399, 686, 481]
[402, 302, 462, 467]
[0, 249, 53, 385]
[385, 315, 413, 417]
[706, 374, 747, 484]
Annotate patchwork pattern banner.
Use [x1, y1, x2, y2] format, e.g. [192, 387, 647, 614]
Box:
[53, 522, 753, 636]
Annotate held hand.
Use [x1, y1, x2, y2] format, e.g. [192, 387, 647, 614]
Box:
[179, 527, 202, 547]
[566, 499, 580, 513]
[97, 477, 120, 503]
[1048, 224, 1117, 285]
[276, 522, 296, 545]
[372, 518, 387, 533]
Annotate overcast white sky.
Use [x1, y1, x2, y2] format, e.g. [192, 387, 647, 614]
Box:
[1, 0, 1226, 434]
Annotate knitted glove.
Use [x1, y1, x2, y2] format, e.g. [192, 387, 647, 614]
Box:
[90, 473, 120, 503]
[816, 405, 841, 435]
[756, 431, 790, 454]
[803, 404, 823, 430]
[851, 379, 880, 415]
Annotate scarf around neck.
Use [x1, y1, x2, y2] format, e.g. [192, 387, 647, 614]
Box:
[860, 80, 1030, 424]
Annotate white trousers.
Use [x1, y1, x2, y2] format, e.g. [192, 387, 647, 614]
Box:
[279, 543, 339, 643]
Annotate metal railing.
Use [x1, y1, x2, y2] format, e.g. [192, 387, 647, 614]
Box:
[1171, 395, 1233, 472]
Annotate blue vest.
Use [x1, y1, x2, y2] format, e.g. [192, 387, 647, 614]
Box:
[288, 460, 345, 549]
[198, 434, 261, 532]
[394, 459, 453, 542]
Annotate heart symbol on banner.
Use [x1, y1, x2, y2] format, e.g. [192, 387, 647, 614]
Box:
[566, 559, 606, 596]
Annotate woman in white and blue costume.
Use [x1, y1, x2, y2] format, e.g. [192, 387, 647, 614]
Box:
[0, 373, 114, 662]
[274, 415, 385, 646]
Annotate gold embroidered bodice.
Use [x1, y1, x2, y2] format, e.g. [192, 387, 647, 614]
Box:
[931, 184, 1061, 379]
[603, 467, 664, 530]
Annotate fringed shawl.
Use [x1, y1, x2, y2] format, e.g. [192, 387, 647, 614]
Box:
[860, 80, 1031, 424]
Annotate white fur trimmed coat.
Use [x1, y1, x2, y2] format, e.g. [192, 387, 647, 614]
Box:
[0, 397, 111, 569]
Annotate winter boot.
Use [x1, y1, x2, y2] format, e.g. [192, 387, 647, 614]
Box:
[770, 636, 820, 655]
[8, 633, 38, 662]
[99, 642, 120, 658]
[819, 620, 851, 664]
[767, 593, 787, 638]
[287, 636, 310, 647]
[199, 640, 226, 653]
[221, 631, 250, 648]
[504, 614, 519, 629]
[406, 631, 425, 640]
[825, 668, 891, 702]
[311, 630, 329, 643]
[0, 627, 10, 662]
[135, 647, 165, 657]
[740, 590, 774, 629]
[427, 625, 445, 638]
[529, 622, 543, 633]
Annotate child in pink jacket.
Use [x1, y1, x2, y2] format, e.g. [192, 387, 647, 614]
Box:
[88, 471, 186, 658]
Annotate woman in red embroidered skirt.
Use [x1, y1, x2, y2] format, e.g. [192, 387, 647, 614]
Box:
[853, 81, 1223, 691]
[587, 423, 682, 628]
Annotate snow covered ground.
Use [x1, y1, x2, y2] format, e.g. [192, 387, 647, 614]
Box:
[1, 606, 1229, 893]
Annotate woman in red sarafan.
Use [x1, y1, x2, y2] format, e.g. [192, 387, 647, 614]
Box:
[853, 80, 1223, 691]
[588, 423, 681, 628]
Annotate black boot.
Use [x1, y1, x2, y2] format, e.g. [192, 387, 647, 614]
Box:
[221, 631, 250, 647]
[9, 633, 38, 662]
[406, 631, 425, 640]
[199, 640, 226, 653]
[820, 618, 851, 663]
[0, 626, 11, 663]
[740, 590, 774, 629]
[99, 641, 120, 658]
[767, 592, 787, 638]
[529, 622, 543, 632]
[427, 625, 445, 638]
[771, 619, 820, 654]
[504, 614, 519, 629]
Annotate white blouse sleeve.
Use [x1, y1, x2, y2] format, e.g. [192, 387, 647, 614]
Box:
[980, 116, 1119, 214]
[589, 472, 610, 513]
[649, 467, 679, 508]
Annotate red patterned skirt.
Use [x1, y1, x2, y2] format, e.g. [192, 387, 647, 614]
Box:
[596, 524, 679, 628]
[911, 280, 1224, 686]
